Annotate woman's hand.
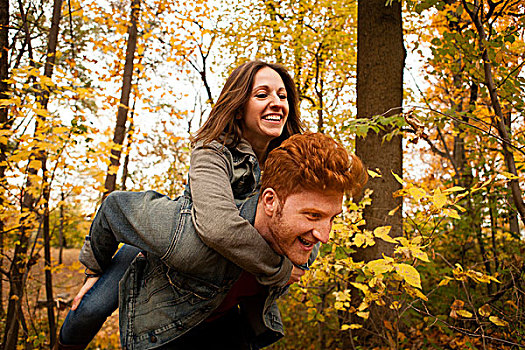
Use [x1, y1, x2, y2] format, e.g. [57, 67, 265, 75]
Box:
[71, 276, 99, 310]
[287, 266, 306, 285]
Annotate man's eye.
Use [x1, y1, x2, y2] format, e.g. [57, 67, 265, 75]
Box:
[306, 213, 321, 220]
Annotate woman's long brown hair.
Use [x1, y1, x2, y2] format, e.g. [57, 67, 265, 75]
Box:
[191, 60, 303, 155]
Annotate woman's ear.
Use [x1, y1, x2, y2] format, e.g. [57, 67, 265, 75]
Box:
[261, 188, 279, 216]
[235, 109, 244, 120]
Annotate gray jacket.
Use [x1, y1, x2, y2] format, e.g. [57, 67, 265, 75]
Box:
[79, 140, 317, 349]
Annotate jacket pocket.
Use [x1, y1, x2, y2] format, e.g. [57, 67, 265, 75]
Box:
[165, 266, 220, 303]
[160, 196, 192, 261]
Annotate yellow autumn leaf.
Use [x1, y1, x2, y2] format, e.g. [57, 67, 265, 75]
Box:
[408, 187, 427, 201]
[350, 282, 369, 293]
[451, 299, 464, 309]
[39, 75, 54, 87]
[478, 304, 491, 317]
[443, 186, 465, 193]
[108, 165, 119, 175]
[456, 309, 473, 318]
[412, 249, 430, 262]
[391, 171, 404, 184]
[341, 324, 351, 331]
[388, 205, 400, 216]
[28, 159, 42, 169]
[373, 226, 397, 243]
[357, 300, 369, 311]
[443, 208, 461, 219]
[356, 311, 369, 319]
[353, 232, 375, 248]
[489, 316, 508, 327]
[353, 233, 365, 247]
[390, 301, 400, 310]
[367, 169, 381, 178]
[395, 263, 422, 289]
[366, 259, 394, 275]
[0, 99, 14, 106]
[334, 301, 345, 310]
[405, 284, 428, 301]
[53, 126, 69, 133]
[433, 188, 447, 209]
[501, 171, 519, 180]
[453, 204, 467, 212]
[438, 277, 453, 287]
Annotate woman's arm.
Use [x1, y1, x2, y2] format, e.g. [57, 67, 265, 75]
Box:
[190, 146, 292, 286]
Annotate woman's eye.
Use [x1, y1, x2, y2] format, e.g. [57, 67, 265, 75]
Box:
[279, 94, 287, 99]
[255, 93, 268, 98]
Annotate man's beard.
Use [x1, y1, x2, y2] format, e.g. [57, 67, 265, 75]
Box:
[268, 206, 309, 265]
[268, 205, 289, 257]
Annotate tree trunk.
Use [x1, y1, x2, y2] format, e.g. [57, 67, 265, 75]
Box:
[42, 165, 56, 346]
[121, 114, 134, 191]
[351, 0, 404, 346]
[488, 195, 499, 271]
[103, 0, 141, 196]
[0, 0, 10, 318]
[58, 192, 64, 264]
[265, 1, 283, 63]
[2, 0, 63, 347]
[355, 0, 404, 241]
[464, 1, 525, 227]
[315, 46, 324, 133]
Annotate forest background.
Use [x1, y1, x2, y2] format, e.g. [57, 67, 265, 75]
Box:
[0, 0, 524, 349]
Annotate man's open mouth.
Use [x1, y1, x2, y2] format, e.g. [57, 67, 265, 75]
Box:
[298, 236, 314, 247]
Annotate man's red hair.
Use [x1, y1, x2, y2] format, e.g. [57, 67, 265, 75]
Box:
[261, 132, 368, 201]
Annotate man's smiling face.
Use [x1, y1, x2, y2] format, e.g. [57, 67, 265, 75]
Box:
[266, 190, 343, 266]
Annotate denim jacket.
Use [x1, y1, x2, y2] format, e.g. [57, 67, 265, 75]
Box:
[79, 140, 315, 349]
[118, 196, 319, 349]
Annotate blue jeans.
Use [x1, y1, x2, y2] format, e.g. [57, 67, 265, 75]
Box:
[59, 244, 141, 345]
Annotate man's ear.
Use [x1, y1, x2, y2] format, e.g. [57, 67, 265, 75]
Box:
[261, 188, 279, 216]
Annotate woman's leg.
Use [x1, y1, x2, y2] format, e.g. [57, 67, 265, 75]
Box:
[59, 244, 141, 346]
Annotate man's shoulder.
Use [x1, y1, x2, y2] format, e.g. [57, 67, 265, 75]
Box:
[238, 194, 259, 224]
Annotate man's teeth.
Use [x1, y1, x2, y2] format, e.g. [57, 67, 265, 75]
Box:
[298, 237, 312, 247]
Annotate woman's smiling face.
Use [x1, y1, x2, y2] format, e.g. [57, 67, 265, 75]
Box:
[240, 67, 289, 152]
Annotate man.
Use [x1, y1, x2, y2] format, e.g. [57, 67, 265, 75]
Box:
[72, 133, 367, 349]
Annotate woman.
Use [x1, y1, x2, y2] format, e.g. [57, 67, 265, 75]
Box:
[57, 60, 303, 349]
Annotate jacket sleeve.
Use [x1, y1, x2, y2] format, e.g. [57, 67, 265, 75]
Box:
[79, 191, 181, 273]
[190, 147, 292, 287]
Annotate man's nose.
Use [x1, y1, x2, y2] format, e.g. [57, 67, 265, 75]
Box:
[312, 221, 331, 244]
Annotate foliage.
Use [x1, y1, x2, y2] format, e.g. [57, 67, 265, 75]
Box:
[220, 0, 357, 138]
[1, 0, 524, 348]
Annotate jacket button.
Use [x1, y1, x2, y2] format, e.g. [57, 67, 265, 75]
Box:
[150, 335, 158, 343]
